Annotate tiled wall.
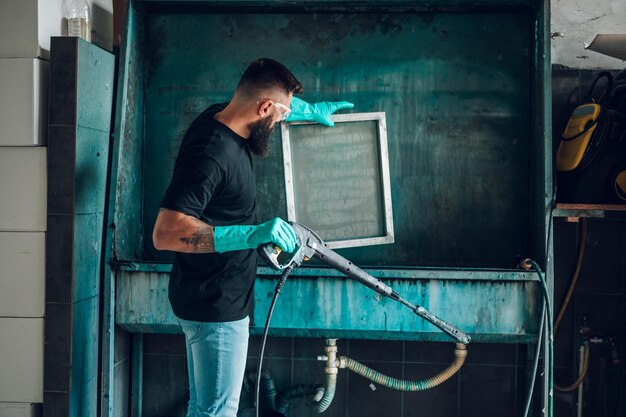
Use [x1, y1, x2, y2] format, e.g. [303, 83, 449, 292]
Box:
[142, 335, 527, 417]
[0, 2, 113, 415]
[140, 67, 626, 417]
[0, 2, 50, 415]
[44, 37, 115, 417]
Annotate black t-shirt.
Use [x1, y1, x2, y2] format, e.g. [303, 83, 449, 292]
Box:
[160, 103, 257, 322]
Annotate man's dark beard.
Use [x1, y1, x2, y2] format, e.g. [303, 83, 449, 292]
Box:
[248, 115, 275, 157]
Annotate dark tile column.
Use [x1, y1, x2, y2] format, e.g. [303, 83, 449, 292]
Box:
[44, 37, 114, 417]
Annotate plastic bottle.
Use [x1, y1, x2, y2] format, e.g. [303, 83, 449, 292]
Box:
[67, 0, 91, 42]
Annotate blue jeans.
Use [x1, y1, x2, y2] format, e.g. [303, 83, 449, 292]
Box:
[179, 316, 250, 417]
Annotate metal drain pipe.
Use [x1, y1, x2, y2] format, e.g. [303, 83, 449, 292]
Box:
[313, 338, 339, 413]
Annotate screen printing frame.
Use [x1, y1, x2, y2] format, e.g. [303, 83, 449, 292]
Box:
[280, 112, 394, 249]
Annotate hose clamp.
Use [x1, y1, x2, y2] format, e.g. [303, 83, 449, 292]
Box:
[338, 356, 347, 368]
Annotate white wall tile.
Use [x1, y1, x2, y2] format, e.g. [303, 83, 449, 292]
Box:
[0, 147, 46, 232]
[0, 58, 48, 147]
[0, 0, 113, 58]
[0, 0, 65, 59]
[0, 318, 44, 403]
[0, 402, 41, 417]
[0, 0, 39, 58]
[0, 232, 45, 318]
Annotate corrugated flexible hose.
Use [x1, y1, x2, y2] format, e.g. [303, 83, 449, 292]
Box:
[314, 343, 467, 412]
[313, 373, 337, 413]
[342, 343, 467, 391]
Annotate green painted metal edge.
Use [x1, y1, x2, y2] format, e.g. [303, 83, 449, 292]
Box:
[256, 267, 540, 281]
[538, 0, 553, 413]
[248, 328, 539, 343]
[100, 1, 138, 416]
[136, 0, 535, 7]
[115, 261, 539, 281]
[527, 0, 552, 413]
[116, 322, 538, 344]
[114, 325, 538, 343]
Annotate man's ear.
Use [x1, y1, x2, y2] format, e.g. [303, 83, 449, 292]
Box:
[258, 100, 272, 117]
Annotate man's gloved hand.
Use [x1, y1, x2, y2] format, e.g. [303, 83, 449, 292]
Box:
[213, 218, 298, 253]
[285, 96, 354, 127]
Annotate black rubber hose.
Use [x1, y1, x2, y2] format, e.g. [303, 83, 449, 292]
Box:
[246, 369, 277, 411]
[255, 266, 292, 417]
[522, 298, 546, 417]
[262, 370, 278, 411]
[275, 384, 323, 414]
[587, 71, 614, 104]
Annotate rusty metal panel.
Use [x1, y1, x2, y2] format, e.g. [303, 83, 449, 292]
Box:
[111, 3, 146, 261]
[141, 11, 533, 268]
[109, 0, 551, 342]
[103, 4, 146, 415]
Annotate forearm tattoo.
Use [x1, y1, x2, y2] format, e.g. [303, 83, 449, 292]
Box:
[179, 222, 215, 253]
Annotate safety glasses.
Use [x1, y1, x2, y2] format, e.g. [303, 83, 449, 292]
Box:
[273, 102, 292, 121]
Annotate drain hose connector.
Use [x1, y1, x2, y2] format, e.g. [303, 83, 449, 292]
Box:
[313, 339, 338, 413]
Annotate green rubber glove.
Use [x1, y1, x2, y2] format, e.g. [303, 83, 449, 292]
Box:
[286, 97, 354, 127]
[213, 218, 297, 253]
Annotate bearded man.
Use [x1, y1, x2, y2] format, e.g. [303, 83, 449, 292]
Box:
[152, 58, 352, 417]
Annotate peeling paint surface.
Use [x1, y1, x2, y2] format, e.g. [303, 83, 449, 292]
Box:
[111, 2, 550, 345]
[551, 0, 626, 68]
[116, 270, 541, 342]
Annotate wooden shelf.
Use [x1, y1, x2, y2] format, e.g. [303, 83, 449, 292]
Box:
[553, 203, 626, 220]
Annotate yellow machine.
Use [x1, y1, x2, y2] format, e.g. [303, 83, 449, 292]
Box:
[556, 103, 602, 172]
[556, 72, 626, 203]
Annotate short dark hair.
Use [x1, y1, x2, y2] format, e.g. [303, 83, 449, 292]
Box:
[236, 58, 303, 98]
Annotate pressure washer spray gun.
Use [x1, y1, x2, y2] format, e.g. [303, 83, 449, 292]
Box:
[252, 222, 471, 416]
[258, 222, 471, 344]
